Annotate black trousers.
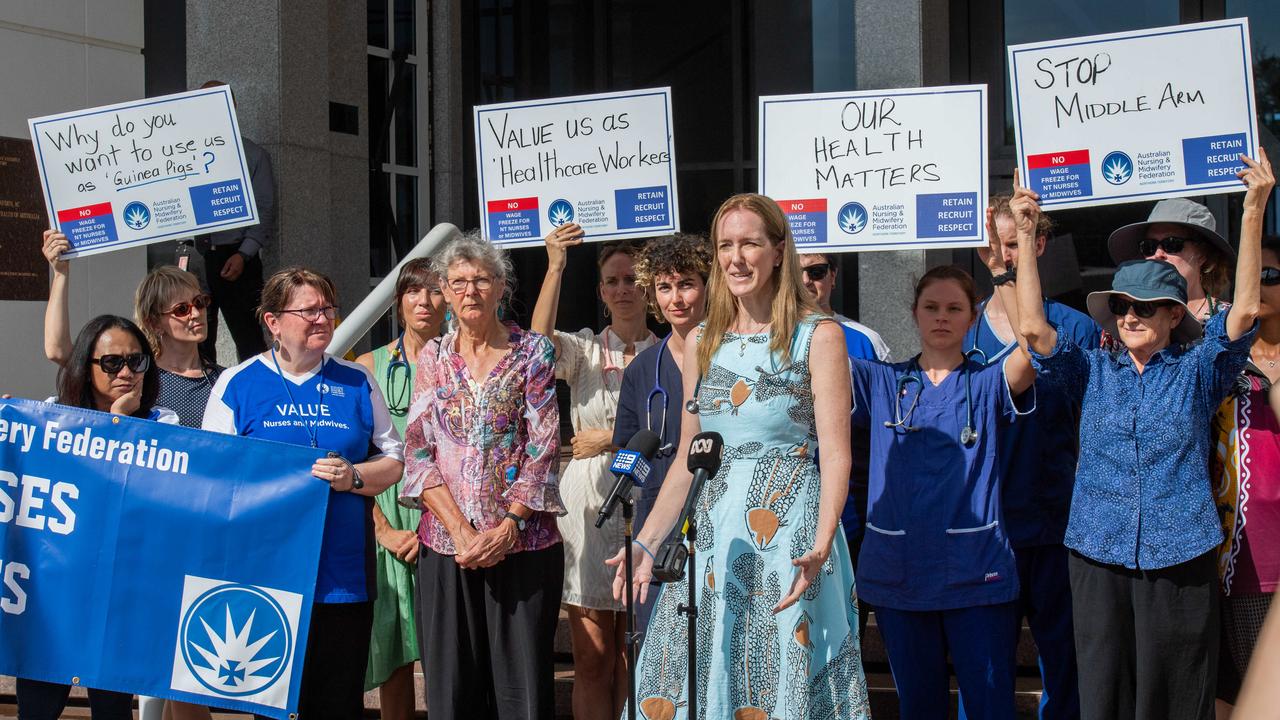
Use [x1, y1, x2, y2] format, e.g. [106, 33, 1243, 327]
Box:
[15, 678, 132, 720]
[255, 601, 373, 720]
[198, 243, 266, 363]
[417, 543, 564, 720]
[1069, 549, 1219, 720]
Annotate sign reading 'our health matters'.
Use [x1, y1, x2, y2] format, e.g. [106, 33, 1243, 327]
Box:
[27, 86, 260, 258]
[474, 88, 679, 247]
[1008, 18, 1259, 210]
[759, 85, 988, 253]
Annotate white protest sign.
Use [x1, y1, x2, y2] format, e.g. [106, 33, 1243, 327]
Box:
[759, 85, 988, 253]
[28, 86, 259, 259]
[1008, 18, 1259, 210]
[474, 88, 679, 247]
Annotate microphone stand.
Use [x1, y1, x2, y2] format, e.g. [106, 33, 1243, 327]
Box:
[677, 519, 698, 720]
[623, 496, 639, 720]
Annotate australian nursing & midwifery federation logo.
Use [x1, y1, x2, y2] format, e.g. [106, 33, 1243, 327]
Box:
[123, 201, 151, 230]
[1102, 151, 1133, 185]
[837, 202, 868, 234]
[548, 198, 575, 226]
[171, 575, 303, 709]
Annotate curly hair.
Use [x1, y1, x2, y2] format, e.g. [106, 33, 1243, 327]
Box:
[633, 233, 712, 320]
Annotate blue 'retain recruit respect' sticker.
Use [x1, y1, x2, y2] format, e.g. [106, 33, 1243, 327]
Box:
[614, 186, 669, 229]
[1182, 132, 1248, 185]
[189, 180, 249, 224]
[915, 192, 978, 239]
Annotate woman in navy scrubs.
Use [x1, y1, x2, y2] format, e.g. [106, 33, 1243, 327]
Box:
[852, 205, 1037, 719]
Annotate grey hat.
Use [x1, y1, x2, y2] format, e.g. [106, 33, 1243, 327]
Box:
[1107, 198, 1234, 264]
[1086, 259, 1203, 345]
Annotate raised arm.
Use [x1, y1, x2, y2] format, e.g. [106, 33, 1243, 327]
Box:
[1228, 148, 1274, 341]
[42, 230, 73, 366]
[1011, 173, 1057, 356]
[530, 222, 584, 355]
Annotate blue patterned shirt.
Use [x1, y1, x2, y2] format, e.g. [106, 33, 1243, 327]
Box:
[1030, 310, 1255, 570]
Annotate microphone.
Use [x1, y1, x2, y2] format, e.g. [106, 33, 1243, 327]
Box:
[652, 431, 724, 581]
[595, 429, 661, 528]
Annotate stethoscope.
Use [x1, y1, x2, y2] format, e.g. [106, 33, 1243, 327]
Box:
[884, 347, 988, 446]
[646, 335, 675, 458]
[386, 333, 412, 416]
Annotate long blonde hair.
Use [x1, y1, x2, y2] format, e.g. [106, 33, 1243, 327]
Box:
[134, 266, 203, 360]
[697, 193, 819, 376]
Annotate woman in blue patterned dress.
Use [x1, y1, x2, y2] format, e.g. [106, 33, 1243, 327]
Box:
[609, 193, 870, 720]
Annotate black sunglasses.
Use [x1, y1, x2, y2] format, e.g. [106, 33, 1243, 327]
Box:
[1108, 295, 1171, 319]
[802, 263, 832, 281]
[92, 352, 151, 375]
[1138, 236, 1189, 257]
[1263, 267, 1280, 286]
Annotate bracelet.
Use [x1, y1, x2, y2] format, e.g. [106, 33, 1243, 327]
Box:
[992, 269, 1017, 287]
[633, 539, 656, 563]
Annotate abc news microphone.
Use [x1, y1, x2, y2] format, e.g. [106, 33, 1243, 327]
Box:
[596, 429, 661, 528]
[653, 431, 724, 581]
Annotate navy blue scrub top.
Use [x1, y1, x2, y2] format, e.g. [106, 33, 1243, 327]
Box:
[964, 298, 1099, 549]
[614, 337, 685, 532]
[851, 356, 1023, 611]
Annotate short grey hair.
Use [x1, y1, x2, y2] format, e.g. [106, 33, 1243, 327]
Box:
[431, 230, 514, 284]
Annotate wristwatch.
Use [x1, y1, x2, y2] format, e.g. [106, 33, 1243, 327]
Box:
[503, 511, 527, 531]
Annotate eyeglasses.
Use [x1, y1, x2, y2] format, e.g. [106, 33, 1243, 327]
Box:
[1263, 267, 1280, 286]
[92, 352, 151, 375]
[1108, 295, 1171, 319]
[1138, 236, 1189, 257]
[446, 276, 494, 293]
[163, 294, 212, 318]
[277, 306, 337, 322]
[801, 263, 831, 281]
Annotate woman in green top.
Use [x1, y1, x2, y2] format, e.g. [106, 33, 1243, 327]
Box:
[356, 258, 447, 719]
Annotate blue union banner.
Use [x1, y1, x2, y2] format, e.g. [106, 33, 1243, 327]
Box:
[0, 398, 328, 718]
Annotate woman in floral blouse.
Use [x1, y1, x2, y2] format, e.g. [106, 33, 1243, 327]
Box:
[400, 232, 565, 720]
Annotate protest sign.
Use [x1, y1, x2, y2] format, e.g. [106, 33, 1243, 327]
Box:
[759, 85, 988, 253]
[27, 86, 260, 258]
[0, 398, 326, 719]
[474, 88, 679, 247]
[1008, 18, 1258, 210]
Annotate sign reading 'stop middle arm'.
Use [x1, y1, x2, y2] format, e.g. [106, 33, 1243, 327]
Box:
[759, 85, 989, 253]
[474, 88, 679, 247]
[1008, 18, 1258, 210]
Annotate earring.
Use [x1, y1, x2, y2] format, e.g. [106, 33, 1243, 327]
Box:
[272, 337, 281, 352]
[604, 305, 612, 318]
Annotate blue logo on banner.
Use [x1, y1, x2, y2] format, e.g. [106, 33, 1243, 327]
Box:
[180, 583, 293, 697]
[548, 199, 575, 226]
[1182, 133, 1248, 185]
[123, 201, 151, 230]
[1101, 151, 1133, 185]
[837, 202, 868, 235]
[916, 192, 978, 239]
[614, 186, 670, 230]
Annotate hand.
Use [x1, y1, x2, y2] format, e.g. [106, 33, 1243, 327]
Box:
[448, 518, 479, 558]
[455, 523, 517, 569]
[377, 527, 421, 564]
[544, 223, 584, 272]
[1240, 148, 1275, 214]
[220, 252, 246, 281]
[42, 230, 70, 273]
[774, 544, 831, 614]
[311, 455, 356, 491]
[978, 207, 1007, 276]
[1008, 168, 1042, 238]
[607, 542, 656, 606]
[570, 428, 614, 459]
[109, 381, 143, 417]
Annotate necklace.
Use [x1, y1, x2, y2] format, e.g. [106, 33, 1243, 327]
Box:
[732, 319, 770, 356]
[1253, 349, 1280, 369]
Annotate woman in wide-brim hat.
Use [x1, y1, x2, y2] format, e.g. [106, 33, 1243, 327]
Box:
[1011, 149, 1273, 719]
[1108, 197, 1236, 323]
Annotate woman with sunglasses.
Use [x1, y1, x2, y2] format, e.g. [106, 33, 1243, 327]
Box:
[353, 258, 445, 720]
[16, 314, 175, 719]
[203, 267, 405, 719]
[531, 225, 657, 720]
[1211, 235, 1280, 714]
[1014, 150, 1273, 719]
[611, 233, 712, 637]
[43, 231, 223, 430]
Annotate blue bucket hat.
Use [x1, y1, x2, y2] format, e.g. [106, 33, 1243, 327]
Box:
[1085, 259, 1203, 344]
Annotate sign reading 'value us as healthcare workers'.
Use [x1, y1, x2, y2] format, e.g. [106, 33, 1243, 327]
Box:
[1008, 18, 1259, 210]
[474, 87, 680, 247]
[0, 399, 327, 719]
[27, 85, 260, 258]
[759, 85, 989, 253]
